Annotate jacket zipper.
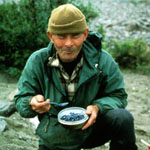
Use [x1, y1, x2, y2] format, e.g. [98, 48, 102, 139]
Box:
[44, 119, 50, 133]
[43, 113, 58, 133]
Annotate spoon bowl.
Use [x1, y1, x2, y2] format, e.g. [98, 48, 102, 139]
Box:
[49, 102, 69, 107]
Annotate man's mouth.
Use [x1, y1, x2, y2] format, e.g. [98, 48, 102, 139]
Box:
[63, 50, 73, 54]
[61, 47, 76, 52]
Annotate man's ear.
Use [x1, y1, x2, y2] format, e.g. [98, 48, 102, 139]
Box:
[83, 29, 89, 41]
[47, 32, 54, 43]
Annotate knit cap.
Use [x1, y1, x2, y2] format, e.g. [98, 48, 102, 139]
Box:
[47, 4, 87, 34]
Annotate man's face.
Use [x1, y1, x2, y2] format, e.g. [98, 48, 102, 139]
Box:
[47, 29, 89, 62]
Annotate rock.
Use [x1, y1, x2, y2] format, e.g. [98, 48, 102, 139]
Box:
[29, 116, 40, 129]
[0, 116, 7, 135]
[9, 88, 18, 102]
[0, 101, 16, 117]
[126, 21, 141, 31]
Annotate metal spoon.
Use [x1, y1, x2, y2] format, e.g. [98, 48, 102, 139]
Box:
[48, 102, 69, 107]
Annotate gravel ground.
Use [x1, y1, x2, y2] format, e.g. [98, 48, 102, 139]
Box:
[89, 0, 150, 46]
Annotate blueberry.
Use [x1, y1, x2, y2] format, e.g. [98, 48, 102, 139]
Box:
[61, 112, 85, 121]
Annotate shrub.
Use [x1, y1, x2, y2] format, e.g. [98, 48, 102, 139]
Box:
[97, 24, 106, 50]
[0, 2, 34, 71]
[68, 0, 98, 23]
[136, 65, 150, 74]
[97, 24, 105, 40]
[107, 39, 150, 72]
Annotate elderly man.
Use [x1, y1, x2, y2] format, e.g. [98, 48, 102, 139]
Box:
[14, 4, 138, 150]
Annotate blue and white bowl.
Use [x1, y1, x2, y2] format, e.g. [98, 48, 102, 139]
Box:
[58, 107, 89, 129]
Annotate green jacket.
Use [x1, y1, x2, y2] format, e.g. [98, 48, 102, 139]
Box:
[14, 31, 127, 150]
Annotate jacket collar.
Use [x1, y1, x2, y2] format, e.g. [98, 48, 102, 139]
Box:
[76, 41, 101, 90]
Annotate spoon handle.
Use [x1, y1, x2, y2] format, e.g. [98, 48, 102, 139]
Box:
[48, 102, 69, 107]
[49, 102, 59, 105]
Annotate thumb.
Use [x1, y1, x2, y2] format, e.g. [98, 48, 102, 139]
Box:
[45, 99, 50, 104]
[86, 105, 93, 115]
[36, 95, 44, 103]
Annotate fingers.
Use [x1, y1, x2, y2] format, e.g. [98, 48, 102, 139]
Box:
[82, 110, 97, 130]
[82, 105, 99, 130]
[30, 94, 44, 106]
[34, 99, 50, 114]
[36, 95, 44, 103]
[85, 105, 93, 115]
[45, 99, 50, 104]
[30, 95, 50, 114]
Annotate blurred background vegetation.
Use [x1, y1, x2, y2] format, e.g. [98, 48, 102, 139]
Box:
[0, 0, 150, 78]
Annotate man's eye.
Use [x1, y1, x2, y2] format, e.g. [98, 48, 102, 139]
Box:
[56, 35, 65, 39]
[58, 36, 65, 39]
[72, 33, 82, 38]
[72, 35, 80, 38]
[73, 35, 79, 38]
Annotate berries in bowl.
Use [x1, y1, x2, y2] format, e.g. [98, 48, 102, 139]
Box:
[58, 107, 89, 129]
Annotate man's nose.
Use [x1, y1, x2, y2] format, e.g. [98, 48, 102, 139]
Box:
[64, 37, 73, 47]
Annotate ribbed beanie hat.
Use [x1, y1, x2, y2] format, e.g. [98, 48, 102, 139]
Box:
[47, 4, 87, 34]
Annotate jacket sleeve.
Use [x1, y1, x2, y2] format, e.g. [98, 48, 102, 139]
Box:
[14, 52, 42, 118]
[93, 50, 128, 114]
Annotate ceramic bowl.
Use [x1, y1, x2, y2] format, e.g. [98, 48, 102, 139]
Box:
[58, 107, 89, 129]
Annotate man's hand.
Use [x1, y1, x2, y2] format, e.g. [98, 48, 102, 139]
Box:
[82, 105, 99, 130]
[30, 95, 50, 114]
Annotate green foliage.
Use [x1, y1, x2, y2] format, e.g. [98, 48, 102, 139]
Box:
[68, 0, 98, 23]
[0, 2, 33, 70]
[130, 0, 150, 5]
[107, 39, 150, 73]
[97, 24, 106, 49]
[49, 0, 68, 9]
[136, 65, 150, 75]
[5, 67, 22, 78]
[97, 24, 105, 40]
